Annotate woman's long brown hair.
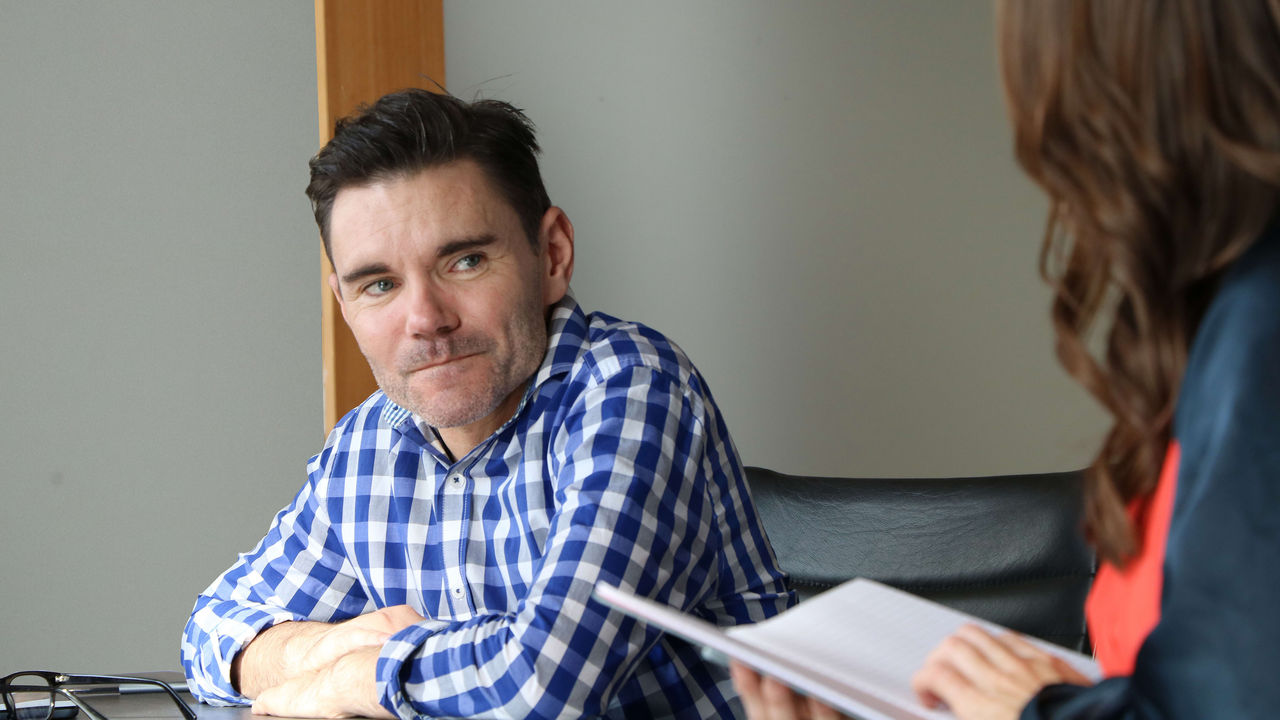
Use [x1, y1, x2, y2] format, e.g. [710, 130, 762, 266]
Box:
[997, 0, 1280, 564]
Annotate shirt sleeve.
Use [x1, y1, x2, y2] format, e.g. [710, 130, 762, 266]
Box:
[180, 450, 374, 705]
[375, 365, 737, 719]
[1022, 263, 1280, 719]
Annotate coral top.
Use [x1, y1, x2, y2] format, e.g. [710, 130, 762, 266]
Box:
[1084, 443, 1180, 676]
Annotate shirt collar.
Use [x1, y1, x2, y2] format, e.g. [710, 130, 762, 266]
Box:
[533, 289, 590, 389]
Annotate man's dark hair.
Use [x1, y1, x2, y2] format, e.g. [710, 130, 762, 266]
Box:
[306, 89, 551, 262]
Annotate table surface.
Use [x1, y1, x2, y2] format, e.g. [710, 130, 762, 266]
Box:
[67, 693, 255, 720]
[8, 673, 358, 720]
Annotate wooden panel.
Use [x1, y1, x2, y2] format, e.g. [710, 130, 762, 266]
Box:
[314, 0, 445, 432]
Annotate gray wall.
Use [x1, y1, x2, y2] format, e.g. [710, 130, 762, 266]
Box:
[1, 0, 1106, 676]
[0, 3, 319, 672]
[443, 1, 1104, 478]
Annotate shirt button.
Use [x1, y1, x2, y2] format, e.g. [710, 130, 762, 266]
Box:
[451, 587, 464, 597]
[450, 474, 463, 486]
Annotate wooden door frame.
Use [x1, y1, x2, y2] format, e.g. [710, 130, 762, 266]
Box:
[314, 0, 445, 432]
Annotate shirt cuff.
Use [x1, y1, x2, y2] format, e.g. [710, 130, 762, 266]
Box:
[186, 601, 307, 705]
[376, 620, 452, 720]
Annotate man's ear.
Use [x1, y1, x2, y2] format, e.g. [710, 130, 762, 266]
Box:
[539, 206, 575, 305]
[327, 272, 350, 324]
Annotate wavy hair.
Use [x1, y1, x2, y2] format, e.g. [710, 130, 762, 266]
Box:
[997, 0, 1280, 564]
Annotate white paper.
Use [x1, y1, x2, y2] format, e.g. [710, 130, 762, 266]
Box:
[594, 578, 1100, 720]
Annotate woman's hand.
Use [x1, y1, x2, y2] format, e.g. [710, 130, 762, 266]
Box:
[911, 624, 1092, 720]
[730, 661, 849, 720]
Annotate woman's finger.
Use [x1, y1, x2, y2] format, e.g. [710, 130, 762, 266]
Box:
[953, 624, 1028, 674]
[760, 675, 810, 720]
[730, 662, 770, 720]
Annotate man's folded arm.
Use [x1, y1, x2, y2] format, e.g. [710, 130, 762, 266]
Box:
[180, 465, 374, 705]
[376, 367, 730, 720]
[233, 606, 424, 698]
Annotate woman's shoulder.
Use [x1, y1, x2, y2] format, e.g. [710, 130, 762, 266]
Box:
[1174, 227, 1280, 470]
[1210, 227, 1280, 321]
[1181, 229, 1280, 398]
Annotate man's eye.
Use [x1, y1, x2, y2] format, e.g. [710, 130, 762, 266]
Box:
[454, 253, 484, 271]
[366, 279, 395, 295]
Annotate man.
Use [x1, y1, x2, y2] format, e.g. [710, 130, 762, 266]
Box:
[180, 89, 793, 719]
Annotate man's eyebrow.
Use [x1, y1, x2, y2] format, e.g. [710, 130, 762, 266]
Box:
[437, 235, 499, 258]
[340, 263, 391, 286]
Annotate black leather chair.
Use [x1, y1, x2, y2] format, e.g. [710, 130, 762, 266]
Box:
[745, 467, 1096, 652]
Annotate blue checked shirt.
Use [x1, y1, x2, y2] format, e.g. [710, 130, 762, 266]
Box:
[181, 294, 794, 719]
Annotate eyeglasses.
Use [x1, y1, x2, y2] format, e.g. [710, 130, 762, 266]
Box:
[1, 672, 196, 720]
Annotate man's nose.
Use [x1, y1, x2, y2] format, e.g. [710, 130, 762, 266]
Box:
[403, 281, 459, 337]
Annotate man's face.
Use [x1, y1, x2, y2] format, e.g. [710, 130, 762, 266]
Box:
[327, 160, 567, 437]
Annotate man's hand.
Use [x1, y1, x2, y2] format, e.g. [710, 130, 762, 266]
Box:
[252, 646, 394, 719]
[235, 605, 425, 699]
[911, 624, 1091, 720]
[292, 606, 426, 676]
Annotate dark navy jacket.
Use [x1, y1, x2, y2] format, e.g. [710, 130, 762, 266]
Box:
[1025, 226, 1280, 718]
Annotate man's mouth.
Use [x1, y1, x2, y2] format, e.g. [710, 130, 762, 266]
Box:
[408, 353, 477, 373]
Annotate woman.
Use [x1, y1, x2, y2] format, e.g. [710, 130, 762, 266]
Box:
[732, 0, 1280, 718]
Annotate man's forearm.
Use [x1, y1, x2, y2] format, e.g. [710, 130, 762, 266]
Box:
[232, 605, 426, 699]
[232, 620, 332, 698]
